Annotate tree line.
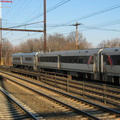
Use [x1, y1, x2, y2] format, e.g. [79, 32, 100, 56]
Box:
[1, 31, 120, 65]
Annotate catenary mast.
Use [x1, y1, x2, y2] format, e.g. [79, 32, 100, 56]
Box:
[0, 0, 12, 65]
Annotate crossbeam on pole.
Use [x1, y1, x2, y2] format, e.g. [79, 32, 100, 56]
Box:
[0, 27, 44, 32]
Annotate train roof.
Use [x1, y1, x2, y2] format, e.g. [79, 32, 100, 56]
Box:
[22, 52, 38, 56]
[101, 47, 120, 55]
[12, 53, 24, 57]
[12, 52, 38, 57]
[38, 48, 103, 56]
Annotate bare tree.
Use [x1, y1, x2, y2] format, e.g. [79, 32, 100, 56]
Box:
[18, 37, 44, 53]
[65, 31, 93, 50]
[98, 38, 120, 48]
[33, 37, 44, 52]
[79, 40, 93, 49]
[47, 33, 66, 52]
[66, 31, 85, 43]
[12, 32, 93, 54]
[2, 38, 13, 65]
[47, 32, 93, 51]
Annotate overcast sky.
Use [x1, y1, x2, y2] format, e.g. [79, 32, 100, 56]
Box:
[1, 0, 120, 47]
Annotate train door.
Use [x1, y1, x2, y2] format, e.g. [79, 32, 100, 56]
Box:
[58, 55, 61, 69]
[93, 52, 102, 80]
[101, 54, 108, 81]
[33, 55, 38, 70]
[93, 49, 103, 81]
[20, 55, 23, 64]
[93, 54, 98, 80]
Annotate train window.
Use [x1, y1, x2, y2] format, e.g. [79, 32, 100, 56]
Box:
[115, 49, 118, 51]
[38, 57, 40, 62]
[78, 58, 84, 63]
[61, 56, 67, 63]
[78, 56, 90, 64]
[111, 55, 120, 65]
[25, 57, 32, 61]
[38, 56, 57, 62]
[103, 55, 110, 65]
[89, 56, 93, 64]
[13, 57, 20, 61]
[103, 55, 120, 65]
[61, 56, 90, 64]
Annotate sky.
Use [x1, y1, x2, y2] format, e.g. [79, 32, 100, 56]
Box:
[1, 0, 120, 47]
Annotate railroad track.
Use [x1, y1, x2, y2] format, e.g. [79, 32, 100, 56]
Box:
[0, 71, 120, 120]
[0, 68, 120, 109]
[0, 87, 42, 120]
[40, 72, 120, 107]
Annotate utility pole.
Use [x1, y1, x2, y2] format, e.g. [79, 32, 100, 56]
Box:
[0, 0, 12, 65]
[44, 0, 46, 53]
[71, 22, 82, 50]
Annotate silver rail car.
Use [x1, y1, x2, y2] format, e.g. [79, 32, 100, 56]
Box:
[101, 47, 120, 83]
[22, 52, 38, 70]
[12, 53, 24, 68]
[37, 49, 103, 80]
[12, 47, 120, 84]
[12, 52, 38, 70]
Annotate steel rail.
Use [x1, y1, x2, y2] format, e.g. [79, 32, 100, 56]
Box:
[13, 75, 120, 117]
[7, 78, 100, 120]
[0, 70, 120, 117]
[0, 88, 38, 120]
[0, 69, 120, 117]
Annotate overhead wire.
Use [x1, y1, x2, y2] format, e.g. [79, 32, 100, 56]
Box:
[47, 18, 120, 37]
[3, 1, 120, 44]
[8, 0, 32, 21]
[2, 0, 29, 37]
[7, 21, 43, 29]
[8, 0, 71, 29]
[22, 0, 71, 24]
[81, 25, 120, 32]
[25, 0, 43, 23]
[3, 0, 21, 19]
[47, 2, 120, 30]
[78, 18, 120, 32]
[3, 0, 71, 41]
[89, 19, 120, 28]
[2, 0, 42, 37]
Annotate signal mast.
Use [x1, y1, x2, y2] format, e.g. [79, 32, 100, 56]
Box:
[0, 0, 12, 65]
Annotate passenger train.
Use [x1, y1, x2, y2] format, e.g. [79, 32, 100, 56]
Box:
[12, 47, 120, 84]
